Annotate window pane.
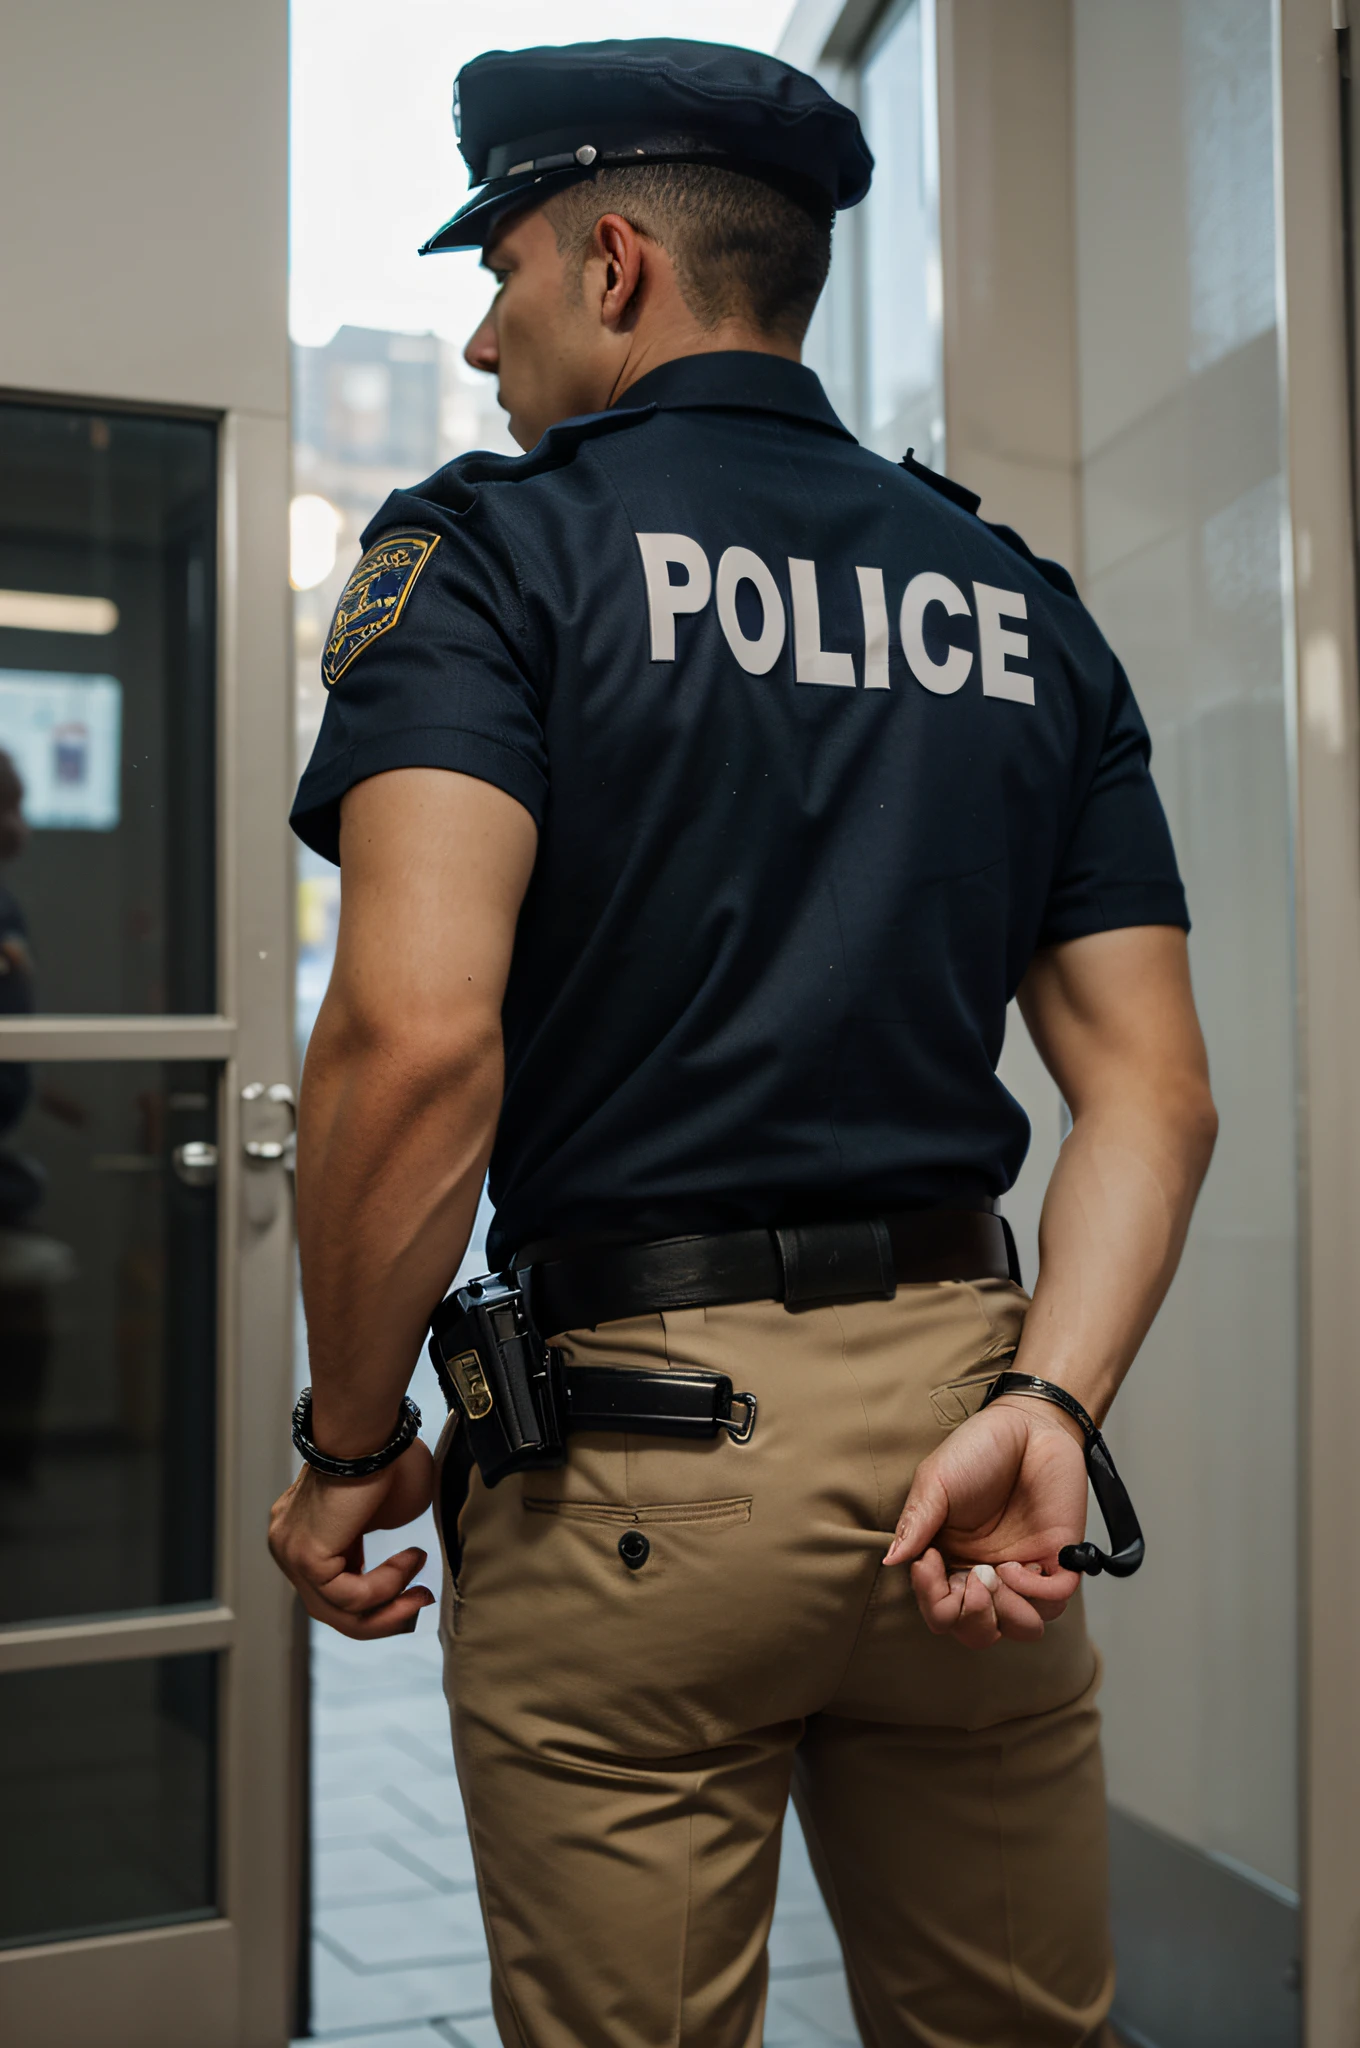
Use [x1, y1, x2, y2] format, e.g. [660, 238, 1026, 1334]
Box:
[0, 1654, 217, 1948]
[859, 0, 944, 465]
[0, 1061, 217, 1624]
[0, 403, 216, 1015]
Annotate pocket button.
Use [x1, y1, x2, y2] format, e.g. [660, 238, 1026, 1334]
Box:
[618, 1530, 650, 1570]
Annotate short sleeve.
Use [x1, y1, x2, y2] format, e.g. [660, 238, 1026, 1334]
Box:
[1038, 657, 1189, 946]
[290, 510, 547, 864]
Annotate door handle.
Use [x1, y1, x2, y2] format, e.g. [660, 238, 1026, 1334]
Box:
[172, 1140, 219, 1187]
[241, 1081, 297, 1170]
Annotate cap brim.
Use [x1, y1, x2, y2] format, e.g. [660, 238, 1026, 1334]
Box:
[419, 167, 591, 253]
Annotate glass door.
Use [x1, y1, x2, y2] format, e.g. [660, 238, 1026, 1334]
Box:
[0, 395, 299, 2045]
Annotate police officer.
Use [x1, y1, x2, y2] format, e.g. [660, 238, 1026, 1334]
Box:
[270, 38, 1216, 2048]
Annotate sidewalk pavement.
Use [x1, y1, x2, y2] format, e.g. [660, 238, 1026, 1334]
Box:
[301, 1616, 859, 2048]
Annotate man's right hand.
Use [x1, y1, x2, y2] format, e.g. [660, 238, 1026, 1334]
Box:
[268, 1437, 437, 1640]
[882, 1397, 1087, 1649]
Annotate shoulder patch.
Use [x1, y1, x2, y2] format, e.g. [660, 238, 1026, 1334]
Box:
[323, 530, 440, 686]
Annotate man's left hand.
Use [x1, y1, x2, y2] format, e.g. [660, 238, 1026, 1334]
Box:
[882, 1397, 1087, 1648]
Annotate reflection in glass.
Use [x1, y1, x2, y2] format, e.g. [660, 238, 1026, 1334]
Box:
[1183, 0, 1276, 375]
[0, 1654, 217, 1948]
[0, 402, 216, 1014]
[0, 1061, 217, 1626]
[858, 0, 944, 466]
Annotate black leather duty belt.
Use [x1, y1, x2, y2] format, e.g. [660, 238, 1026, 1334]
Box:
[519, 1208, 1020, 1338]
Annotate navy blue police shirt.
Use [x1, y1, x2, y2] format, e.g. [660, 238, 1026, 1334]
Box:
[291, 351, 1188, 1267]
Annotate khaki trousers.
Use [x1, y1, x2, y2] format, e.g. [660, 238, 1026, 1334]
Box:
[435, 1280, 1116, 2048]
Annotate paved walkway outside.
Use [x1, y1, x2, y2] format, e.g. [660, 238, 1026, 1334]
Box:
[302, 1614, 858, 2048]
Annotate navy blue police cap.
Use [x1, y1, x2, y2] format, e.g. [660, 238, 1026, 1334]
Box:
[418, 38, 873, 254]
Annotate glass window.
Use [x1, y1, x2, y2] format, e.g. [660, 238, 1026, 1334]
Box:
[0, 403, 216, 1015]
[0, 1654, 217, 1948]
[858, 0, 944, 466]
[0, 1060, 217, 1625]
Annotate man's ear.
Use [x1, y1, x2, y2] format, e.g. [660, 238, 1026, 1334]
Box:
[590, 213, 646, 332]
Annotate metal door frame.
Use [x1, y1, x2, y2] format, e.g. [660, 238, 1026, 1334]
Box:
[0, 400, 298, 2048]
[1278, 6, 1360, 2041]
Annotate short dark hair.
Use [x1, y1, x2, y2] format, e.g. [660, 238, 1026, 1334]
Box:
[545, 162, 833, 342]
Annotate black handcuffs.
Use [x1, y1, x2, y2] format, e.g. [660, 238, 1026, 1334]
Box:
[291, 1387, 422, 1478]
[981, 1370, 1145, 1578]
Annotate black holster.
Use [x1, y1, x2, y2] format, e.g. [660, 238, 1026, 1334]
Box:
[428, 1271, 566, 1488]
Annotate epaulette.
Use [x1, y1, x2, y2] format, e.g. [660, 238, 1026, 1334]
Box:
[899, 447, 981, 516]
[980, 520, 1079, 601]
[899, 446, 1079, 602]
[358, 403, 658, 549]
[420, 403, 658, 508]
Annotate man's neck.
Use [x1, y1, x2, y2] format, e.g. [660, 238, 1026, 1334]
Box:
[607, 324, 801, 409]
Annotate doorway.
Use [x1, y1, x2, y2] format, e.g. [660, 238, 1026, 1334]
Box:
[0, 389, 298, 2043]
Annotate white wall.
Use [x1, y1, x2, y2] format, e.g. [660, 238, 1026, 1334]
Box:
[1072, 0, 1298, 1894]
[787, 0, 1300, 1896]
[0, 0, 287, 416]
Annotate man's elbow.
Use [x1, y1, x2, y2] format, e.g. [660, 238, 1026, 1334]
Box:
[311, 988, 503, 1098]
[1176, 1076, 1219, 1179]
[1083, 1065, 1218, 1182]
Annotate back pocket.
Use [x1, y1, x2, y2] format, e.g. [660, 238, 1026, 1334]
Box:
[523, 1496, 752, 1529]
[930, 1351, 1016, 1430]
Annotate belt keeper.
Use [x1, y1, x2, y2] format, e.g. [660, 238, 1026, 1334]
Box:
[774, 1217, 897, 1312]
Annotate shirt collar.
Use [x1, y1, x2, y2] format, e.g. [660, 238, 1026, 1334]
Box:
[613, 351, 855, 440]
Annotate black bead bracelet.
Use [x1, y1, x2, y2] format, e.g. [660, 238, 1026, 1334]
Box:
[291, 1387, 422, 1478]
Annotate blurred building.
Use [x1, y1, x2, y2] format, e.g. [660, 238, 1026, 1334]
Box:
[291, 324, 513, 771]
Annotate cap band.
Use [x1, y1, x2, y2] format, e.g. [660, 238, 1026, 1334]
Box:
[485, 125, 727, 183]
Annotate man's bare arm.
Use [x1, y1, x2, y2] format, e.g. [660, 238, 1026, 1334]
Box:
[269, 767, 537, 1638]
[884, 925, 1217, 1648]
[1007, 924, 1218, 1418]
[299, 767, 536, 1455]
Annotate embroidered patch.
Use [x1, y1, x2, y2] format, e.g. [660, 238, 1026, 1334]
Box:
[322, 530, 440, 685]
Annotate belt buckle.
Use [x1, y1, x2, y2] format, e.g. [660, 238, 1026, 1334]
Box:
[773, 1218, 896, 1313]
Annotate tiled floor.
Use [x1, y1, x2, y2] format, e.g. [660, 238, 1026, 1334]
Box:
[301, 1619, 859, 2048]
